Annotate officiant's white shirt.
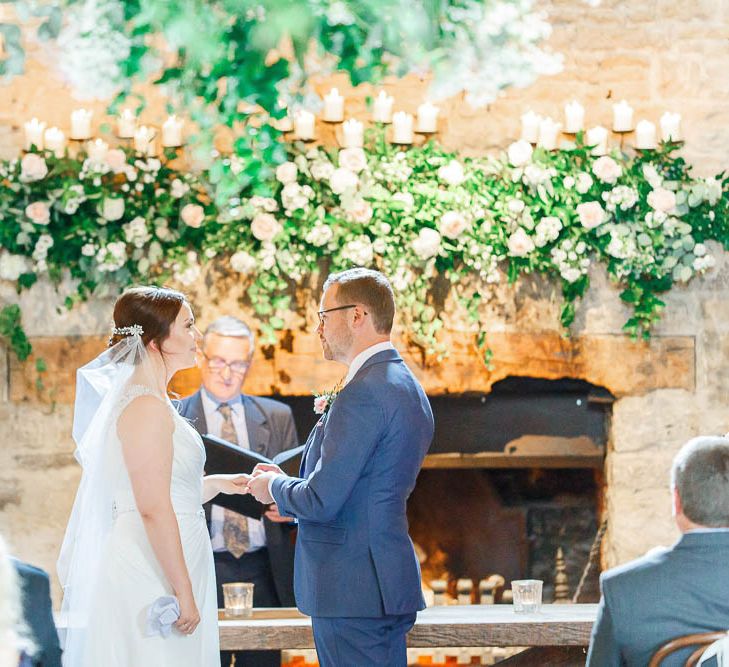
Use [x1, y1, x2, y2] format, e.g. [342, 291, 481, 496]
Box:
[201, 388, 266, 552]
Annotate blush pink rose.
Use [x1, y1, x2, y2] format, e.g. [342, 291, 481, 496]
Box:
[20, 154, 48, 182]
[251, 213, 282, 241]
[592, 156, 622, 184]
[347, 199, 373, 224]
[647, 187, 677, 212]
[105, 149, 127, 174]
[25, 201, 51, 225]
[180, 203, 205, 228]
[338, 148, 367, 174]
[313, 396, 329, 414]
[576, 201, 606, 229]
[507, 228, 535, 257]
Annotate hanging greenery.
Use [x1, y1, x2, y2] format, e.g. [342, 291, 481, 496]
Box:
[0, 132, 725, 363]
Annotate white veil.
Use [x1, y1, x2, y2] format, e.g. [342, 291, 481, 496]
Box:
[57, 328, 164, 666]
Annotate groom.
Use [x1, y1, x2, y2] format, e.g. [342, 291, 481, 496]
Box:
[247, 267, 434, 666]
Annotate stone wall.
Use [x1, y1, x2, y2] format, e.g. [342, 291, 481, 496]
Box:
[2, 0, 729, 605]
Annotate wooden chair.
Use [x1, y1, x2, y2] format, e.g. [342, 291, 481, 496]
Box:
[648, 632, 729, 667]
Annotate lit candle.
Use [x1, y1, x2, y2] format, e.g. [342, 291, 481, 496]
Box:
[634, 120, 657, 149]
[294, 110, 315, 141]
[586, 125, 609, 156]
[86, 138, 109, 163]
[342, 119, 364, 148]
[161, 115, 184, 147]
[660, 112, 682, 142]
[117, 109, 137, 139]
[70, 108, 93, 140]
[520, 111, 542, 143]
[43, 127, 65, 157]
[372, 91, 394, 124]
[24, 118, 46, 151]
[134, 125, 156, 156]
[612, 100, 634, 132]
[537, 117, 562, 150]
[564, 101, 585, 133]
[391, 112, 413, 144]
[416, 101, 439, 133]
[322, 88, 344, 122]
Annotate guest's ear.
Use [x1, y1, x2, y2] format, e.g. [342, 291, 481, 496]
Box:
[672, 486, 683, 518]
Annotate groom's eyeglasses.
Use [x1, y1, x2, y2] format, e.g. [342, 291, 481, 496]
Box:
[201, 351, 250, 375]
[317, 304, 366, 326]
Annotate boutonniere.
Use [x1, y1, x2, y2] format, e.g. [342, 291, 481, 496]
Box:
[313, 378, 344, 416]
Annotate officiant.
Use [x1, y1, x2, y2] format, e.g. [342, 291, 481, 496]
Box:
[179, 316, 299, 667]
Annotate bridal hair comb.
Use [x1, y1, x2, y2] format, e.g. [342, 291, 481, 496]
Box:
[112, 324, 144, 337]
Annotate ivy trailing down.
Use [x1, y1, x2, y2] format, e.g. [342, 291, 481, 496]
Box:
[0, 133, 726, 362]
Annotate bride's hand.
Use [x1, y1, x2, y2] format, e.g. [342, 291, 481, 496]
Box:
[175, 589, 200, 635]
[217, 473, 250, 495]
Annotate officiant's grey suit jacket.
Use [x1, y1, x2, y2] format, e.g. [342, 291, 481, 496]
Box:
[178, 391, 299, 606]
[586, 531, 729, 667]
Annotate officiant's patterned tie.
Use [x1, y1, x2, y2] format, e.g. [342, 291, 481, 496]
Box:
[219, 402, 250, 558]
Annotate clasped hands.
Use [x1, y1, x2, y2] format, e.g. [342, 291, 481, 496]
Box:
[211, 465, 291, 523]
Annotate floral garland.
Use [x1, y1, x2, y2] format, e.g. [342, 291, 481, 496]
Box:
[0, 133, 726, 363]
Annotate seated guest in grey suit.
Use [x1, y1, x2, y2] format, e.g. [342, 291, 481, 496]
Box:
[178, 316, 298, 667]
[587, 435, 729, 667]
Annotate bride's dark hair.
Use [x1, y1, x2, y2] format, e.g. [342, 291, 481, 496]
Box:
[109, 286, 187, 349]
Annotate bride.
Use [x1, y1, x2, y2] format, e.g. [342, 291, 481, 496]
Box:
[59, 286, 247, 666]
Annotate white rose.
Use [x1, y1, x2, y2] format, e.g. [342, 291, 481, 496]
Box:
[563, 176, 575, 189]
[647, 187, 677, 213]
[392, 192, 414, 209]
[0, 252, 30, 281]
[341, 235, 374, 266]
[251, 213, 282, 242]
[310, 159, 335, 181]
[180, 203, 205, 228]
[412, 228, 441, 260]
[437, 160, 465, 186]
[507, 228, 535, 257]
[281, 183, 309, 211]
[230, 250, 257, 275]
[275, 161, 298, 184]
[338, 148, 367, 174]
[329, 168, 359, 195]
[507, 199, 525, 214]
[438, 211, 470, 240]
[170, 178, 189, 199]
[81, 243, 96, 257]
[576, 201, 606, 229]
[20, 154, 48, 182]
[347, 199, 373, 224]
[575, 172, 594, 194]
[507, 140, 533, 167]
[535, 216, 562, 247]
[25, 201, 51, 225]
[102, 197, 125, 221]
[592, 156, 622, 184]
[305, 223, 334, 247]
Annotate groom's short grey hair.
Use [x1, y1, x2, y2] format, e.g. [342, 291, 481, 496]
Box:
[671, 436, 729, 527]
[323, 268, 395, 334]
[203, 316, 255, 359]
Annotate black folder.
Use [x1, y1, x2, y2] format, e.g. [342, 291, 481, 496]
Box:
[202, 434, 305, 520]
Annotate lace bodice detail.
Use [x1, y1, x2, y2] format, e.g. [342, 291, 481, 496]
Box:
[111, 384, 206, 516]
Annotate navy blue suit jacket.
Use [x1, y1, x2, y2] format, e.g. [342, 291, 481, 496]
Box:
[587, 531, 729, 666]
[12, 559, 62, 667]
[271, 348, 434, 618]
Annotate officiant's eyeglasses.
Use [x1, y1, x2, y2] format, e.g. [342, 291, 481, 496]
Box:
[317, 304, 367, 325]
[201, 351, 250, 375]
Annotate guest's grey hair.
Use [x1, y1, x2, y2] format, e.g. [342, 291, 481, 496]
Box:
[671, 436, 729, 527]
[323, 268, 395, 334]
[202, 316, 255, 359]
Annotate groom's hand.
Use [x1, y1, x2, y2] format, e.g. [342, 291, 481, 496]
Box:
[247, 472, 275, 504]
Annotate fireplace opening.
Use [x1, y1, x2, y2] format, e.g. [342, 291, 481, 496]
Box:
[273, 375, 612, 604]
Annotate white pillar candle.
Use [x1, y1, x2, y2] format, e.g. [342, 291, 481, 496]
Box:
[117, 109, 137, 139]
[660, 112, 682, 142]
[372, 90, 394, 123]
[586, 125, 609, 156]
[322, 88, 344, 122]
[416, 101, 439, 133]
[520, 111, 541, 143]
[612, 100, 634, 132]
[391, 111, 413, 144]
[537, 117, 562, 150]
[44, 127, 65, 157]
[70, 108, 93, 140]
[564, 101, 584, 133]
[86, 138, 109, 163]
[294, 110, 316, 140]
[634, 120, 657, 149]
[24, 118, 46, 151]
[342, 118, 364, 148]
[134, 125, 156, 156]
[161, 115, 184, 147]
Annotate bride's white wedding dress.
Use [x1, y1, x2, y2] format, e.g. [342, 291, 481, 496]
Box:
[81, 385, 220, 666]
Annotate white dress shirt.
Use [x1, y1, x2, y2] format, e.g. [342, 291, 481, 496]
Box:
[268, 341, 395, 498]
[201, 389, 267, 553]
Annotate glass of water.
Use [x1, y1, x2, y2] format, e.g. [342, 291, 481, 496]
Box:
[511, 579, 543, 613]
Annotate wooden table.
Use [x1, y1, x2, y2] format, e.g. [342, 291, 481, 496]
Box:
[220, 604, 598, 664]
